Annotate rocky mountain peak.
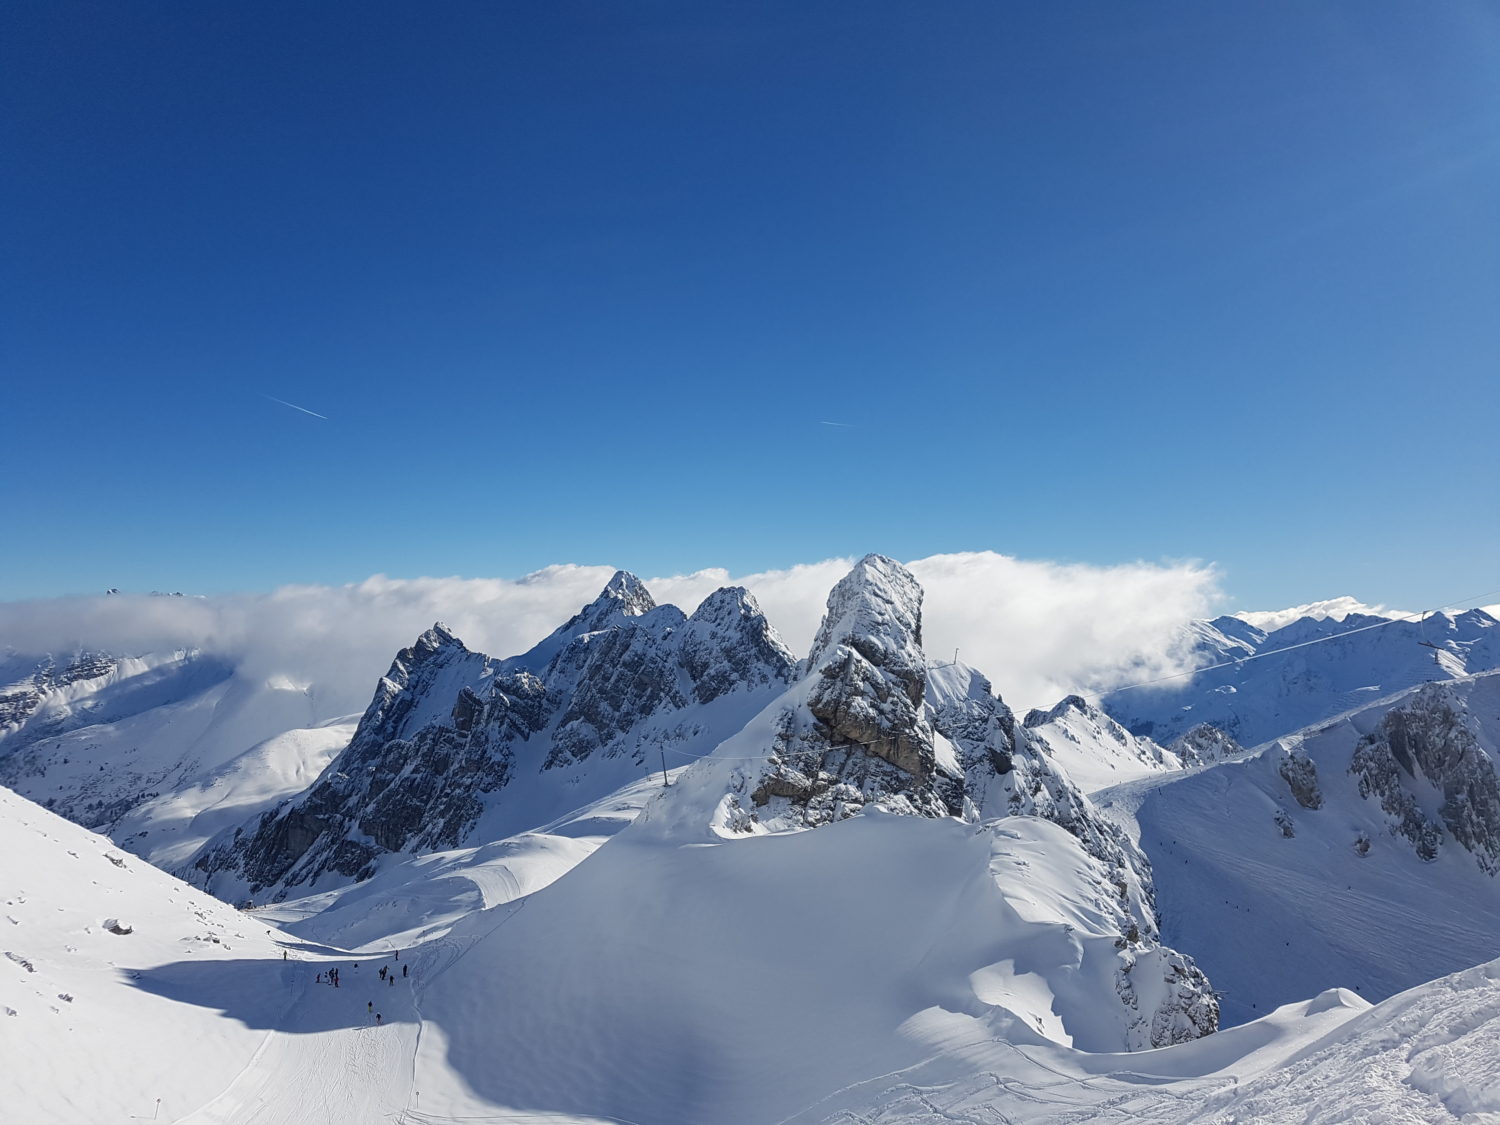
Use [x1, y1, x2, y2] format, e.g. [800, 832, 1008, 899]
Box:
[680, 588, 796, 704]
[1023, 694, 1094, 728]
[600, 570, 656, 616]
[806, 553, 924, 676]
[188, 575, 796, 900]
[802, 555, 931, 780]
[412, 621, 465, 657]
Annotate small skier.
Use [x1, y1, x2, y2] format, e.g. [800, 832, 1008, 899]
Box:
[389, 975, 394, 987]
[402, 964, 408, 979]
[282, 950, 287, 961]
[375, 1013, 382, 1026]
[379, 966, 387, 981]
[367, 1001, 373, 1016]
[316, 972, 323, 984]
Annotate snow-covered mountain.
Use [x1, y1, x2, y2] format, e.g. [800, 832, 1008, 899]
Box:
[0, 783, 293, 1122]
[1104, 606, 1500, 747]
[188, 573, 797, 901]
[0, 648, 355, 869]
[1104, 667, 1500, 1027]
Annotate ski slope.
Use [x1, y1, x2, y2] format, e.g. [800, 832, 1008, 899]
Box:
[5, 778, 1500, 1124]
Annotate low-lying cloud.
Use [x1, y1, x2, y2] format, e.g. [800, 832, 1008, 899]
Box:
[1232, 596, 1407, 633]
[0, 552, 1224, 716]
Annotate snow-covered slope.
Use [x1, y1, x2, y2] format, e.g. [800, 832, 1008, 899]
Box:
[1105, 607, 1500, 748]
[11, 771, 1496, 1125]
[0, 649, 355, 869]
[0, 785, 287, 1122]
[1105, 668, 1500, 1027]
[7, 678, 1500, 1125]
[1022, 695, 1188, 792]
[793, 955, 1500, 1124]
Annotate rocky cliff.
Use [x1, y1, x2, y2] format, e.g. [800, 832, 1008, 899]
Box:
[1350, 681, 1500, 874]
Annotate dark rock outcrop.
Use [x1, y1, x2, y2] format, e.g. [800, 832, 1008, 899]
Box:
[1171, 723, 1246, 766]
[1350, 684, 1500, 874]
[1278, 747, 1324, 810]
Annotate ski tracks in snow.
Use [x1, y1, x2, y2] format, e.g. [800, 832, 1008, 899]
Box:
[169, 954, 421, 1125]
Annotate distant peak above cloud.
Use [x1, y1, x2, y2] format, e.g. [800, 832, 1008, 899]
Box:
[1234, 596, 1406, 632]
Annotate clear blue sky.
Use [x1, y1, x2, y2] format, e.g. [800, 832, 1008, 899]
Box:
[4, 1, 1498, 609]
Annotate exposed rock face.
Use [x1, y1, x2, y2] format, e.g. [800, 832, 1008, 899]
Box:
[1350, 684, 1500, 874]
[1278, 747, 1324, 810]
[189, 576, 796, 898]
[804, 556, 932, 779]
[1171, 723, 1246, 766]
[1116, 944, 1221, 1048]
[0, 653, 120, 736]
[749, 556, 947, 821]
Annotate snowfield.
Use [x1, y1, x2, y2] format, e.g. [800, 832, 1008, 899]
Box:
[6, 780, 1500, 1125]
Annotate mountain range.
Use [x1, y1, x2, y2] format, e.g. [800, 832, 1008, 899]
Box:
[3, 557, 1499, 1122]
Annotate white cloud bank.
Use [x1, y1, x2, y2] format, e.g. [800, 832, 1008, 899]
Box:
[1233, 596, 1408, 633]
[0, 552, 1224, 715]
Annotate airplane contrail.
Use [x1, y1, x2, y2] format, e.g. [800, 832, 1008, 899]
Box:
[817, 420, 853, 428]
[263, 394, 329, 421]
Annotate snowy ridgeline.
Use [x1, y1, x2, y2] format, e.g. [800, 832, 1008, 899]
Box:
[1104, 605, 1500, 747]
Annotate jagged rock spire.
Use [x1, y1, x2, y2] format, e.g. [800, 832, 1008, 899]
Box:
[807, 553, 924, 675]
[599, 570, 655, 617]
[803, 555, 932, 779]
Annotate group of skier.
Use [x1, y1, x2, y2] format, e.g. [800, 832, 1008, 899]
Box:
[310, 952, 413, 1027]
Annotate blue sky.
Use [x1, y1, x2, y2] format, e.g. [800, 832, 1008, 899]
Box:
[4, 1, 1498, 610]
